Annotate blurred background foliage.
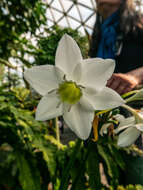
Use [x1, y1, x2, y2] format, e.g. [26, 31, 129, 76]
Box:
[0, 0, 143, 190]
[0, 0, 46, 59]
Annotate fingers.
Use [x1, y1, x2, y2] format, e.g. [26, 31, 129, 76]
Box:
[107, 75, 121, 91]
[106, 73, 139, 95]
[122, 86, 132, 94]
[115, 82, 127, 94]
[108, 79, 127, 94]
[109, 79, 121, 91]
[107, 77, 114, 87]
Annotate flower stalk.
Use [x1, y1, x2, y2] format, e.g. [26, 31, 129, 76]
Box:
[121, 104, 137, 115]
[55, 117, 60, 144]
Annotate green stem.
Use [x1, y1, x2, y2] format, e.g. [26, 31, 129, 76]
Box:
[59, 139, 82, 190]
[55, 117, 60, 144]
[122, 104, 143, 123]
[122, 90, 139, 100]
[121, 104, 137, 115]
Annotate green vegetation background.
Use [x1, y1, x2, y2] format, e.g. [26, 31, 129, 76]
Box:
[0, 1, 143, 189]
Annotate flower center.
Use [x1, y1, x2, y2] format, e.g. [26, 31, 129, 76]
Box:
[58, 81, 82, 104]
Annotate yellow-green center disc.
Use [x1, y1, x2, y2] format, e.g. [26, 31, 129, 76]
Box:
[58, 81, 82, 104]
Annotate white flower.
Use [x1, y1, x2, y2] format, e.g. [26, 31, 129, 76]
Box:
[100, 123, 111, 136]
[24, 34, 124, 140]
[126, 88, 143, 103]
[99, 114, 123, 136]
[116, 105, 143, 147]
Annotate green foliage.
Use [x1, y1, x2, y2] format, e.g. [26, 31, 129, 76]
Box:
[86, 142, 101, 190]
[0, 86, 63, 189]
[116, 185, 143, 190]
[0, 1, 143, 188]
[33, 25, 89, 66]
[0, 0, 46, 58]
[16, 152, 41, 190]
[0, 86, 142, 189]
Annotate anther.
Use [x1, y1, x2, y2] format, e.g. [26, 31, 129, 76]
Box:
[68, 106, 72, 112]
[48, 89, 57, 94]
[63, 74, 67, 81]
[56, 101, 61, 108]
[78, 85, 85, 89]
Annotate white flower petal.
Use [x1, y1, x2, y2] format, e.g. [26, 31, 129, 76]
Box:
[63, 103, 94, 140]
[115, 116, 136, 134]
[114, 114, 125, 122]
[55, 34, 82, 78]
[115, 124, 132, 134]
[135, 123, 143, 132]
[79, 88, 95, 111]
[100, 123, 111, 136]
[72, 62, 82, 82]
[55, 66, 65, 82]
[24, 65, 59, 96]
[80, 58, 115, 91]
[118, 116, 135, 127]
[135, 112, 143, 123]
[81, 87, 124, 110]
[36, 92, 63, 121]
[127, 89, 143, 102]
[62, 103, 71, 114]
[117, 127, 140, 147]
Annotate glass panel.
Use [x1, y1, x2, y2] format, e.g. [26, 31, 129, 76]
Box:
[58, 17, 70, 28]
[46, 0, 96, 34]
[68, 6, 81, 21]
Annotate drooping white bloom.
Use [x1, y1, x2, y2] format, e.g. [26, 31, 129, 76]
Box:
[99, 114, 125, 136]
[126, 88, 143, 103]
[24, 34, 124, 140]
[116, 105, 143, 147]
[100, 123, 111, 136]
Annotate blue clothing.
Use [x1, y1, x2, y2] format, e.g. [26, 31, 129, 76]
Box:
[97, 11, 119, 59]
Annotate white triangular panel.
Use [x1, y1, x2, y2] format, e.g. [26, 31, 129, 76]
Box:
[46, 0, 97, 34]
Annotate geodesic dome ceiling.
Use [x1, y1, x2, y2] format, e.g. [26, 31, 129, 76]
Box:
[47, 0, 97, 35]
[46, 0, 143, 35]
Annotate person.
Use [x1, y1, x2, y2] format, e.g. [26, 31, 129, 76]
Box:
[89, 0, 143, 185]
[89, 0, 143, 95]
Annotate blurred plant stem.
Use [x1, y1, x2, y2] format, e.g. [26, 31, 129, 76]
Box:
[55, 117, 60, 144]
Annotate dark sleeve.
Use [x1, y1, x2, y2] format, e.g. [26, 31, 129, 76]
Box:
[115, 32, 143, 73]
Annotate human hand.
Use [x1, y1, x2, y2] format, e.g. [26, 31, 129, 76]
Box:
[107, 73, 139, 95]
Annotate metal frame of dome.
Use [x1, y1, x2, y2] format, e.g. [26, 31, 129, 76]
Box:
[47, 0, 97, 34]
[46, 0, 143, 35]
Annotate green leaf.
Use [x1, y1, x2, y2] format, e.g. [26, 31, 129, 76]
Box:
[16, 152, 41, 190]
[33, 135, 57, 177]
[86, 143, 101, 190]
[136, 185, 143, 190]
[97, 144, 119, 187]
[59, 139, 82, 190]
[108, 144, 125, 170]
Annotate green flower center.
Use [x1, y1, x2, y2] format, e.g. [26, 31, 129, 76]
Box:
[58, 81, 82, 104]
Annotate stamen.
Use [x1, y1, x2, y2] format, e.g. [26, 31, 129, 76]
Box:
[48, 89, 57, 94]
[56, 101, 61, 108]
[63, 74, 67, 81]
[78, 85, 85, 89]
[68, 106, 72, 112]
